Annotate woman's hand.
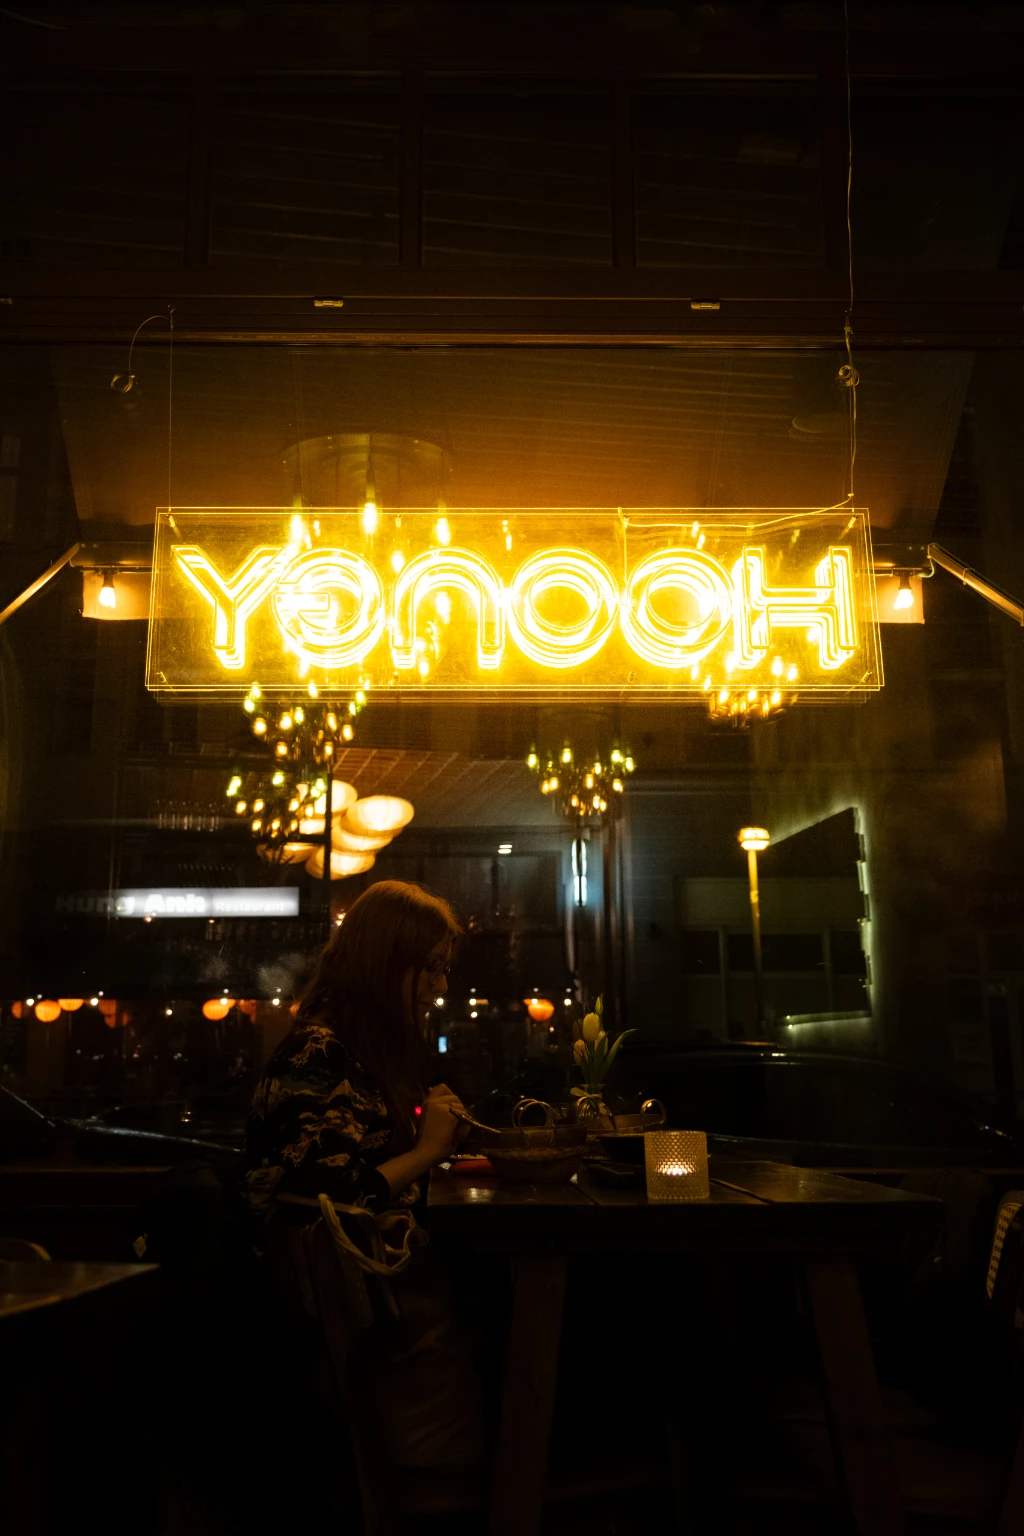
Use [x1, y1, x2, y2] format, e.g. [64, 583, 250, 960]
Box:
[416, 1082, 469, 1164]
[380, 1083, 470, 1195]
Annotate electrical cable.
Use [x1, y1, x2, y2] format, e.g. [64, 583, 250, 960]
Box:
[167, 305, 174, 512]
[109, 306, 175, 509]
[821, 0, 859, 513]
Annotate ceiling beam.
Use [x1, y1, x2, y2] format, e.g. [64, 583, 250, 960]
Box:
[1, 269, 1021, 348]
[3, 23, 1023, 82]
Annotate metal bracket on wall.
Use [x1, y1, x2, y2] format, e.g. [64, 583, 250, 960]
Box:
[0, 543, 80, 628]
[928, 542, 1024, 627]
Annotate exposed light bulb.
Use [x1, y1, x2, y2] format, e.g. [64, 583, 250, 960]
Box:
[894, 574, 915, 611]
[98, 573, 116, 609]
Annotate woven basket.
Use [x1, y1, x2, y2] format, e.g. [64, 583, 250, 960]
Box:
[486, 1145, 586, 1184]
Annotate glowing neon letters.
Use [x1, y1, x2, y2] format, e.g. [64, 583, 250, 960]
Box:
[147, 510, 881, 696]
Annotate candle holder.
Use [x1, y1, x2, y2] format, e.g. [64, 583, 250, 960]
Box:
[644, 1130, 710, 1202]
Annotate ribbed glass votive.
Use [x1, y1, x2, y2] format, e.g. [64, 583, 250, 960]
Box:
[644, 1130, 710, 1201]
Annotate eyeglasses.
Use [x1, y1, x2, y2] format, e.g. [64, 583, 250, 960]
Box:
[426, 958, 451, 980]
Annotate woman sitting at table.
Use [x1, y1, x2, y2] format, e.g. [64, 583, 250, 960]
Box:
[242, 878, 483, 1469]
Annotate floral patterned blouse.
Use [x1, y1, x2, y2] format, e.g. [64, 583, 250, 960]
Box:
[241, 1020, 419, 1219]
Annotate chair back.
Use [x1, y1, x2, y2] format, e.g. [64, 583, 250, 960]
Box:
[986, 1192, 1024, 1536]
[987, 1189, 1024, 1343]
[0, 1238, 50, 1260]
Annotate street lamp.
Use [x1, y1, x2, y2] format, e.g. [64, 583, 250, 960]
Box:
[738, 827, 770, 1033]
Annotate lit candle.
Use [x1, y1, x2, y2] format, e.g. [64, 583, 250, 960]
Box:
[645, 1131, 710, 1202]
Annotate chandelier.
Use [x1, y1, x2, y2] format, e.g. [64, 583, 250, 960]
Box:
[526, 743, 635, 825]
[227, 681, 368, 863]
[706, 684, 796, 728]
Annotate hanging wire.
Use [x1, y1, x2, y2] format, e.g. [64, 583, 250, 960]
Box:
[821, 0, 859, 512]
[110, 312, 169, 394]
[167, 305, 174, 511]
[109, 306, 175, 509]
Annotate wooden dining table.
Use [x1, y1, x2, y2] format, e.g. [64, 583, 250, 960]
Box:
[427, 1156, 943, 1536]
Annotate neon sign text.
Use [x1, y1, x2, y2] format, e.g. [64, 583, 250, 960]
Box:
[147, 509, 881, 697]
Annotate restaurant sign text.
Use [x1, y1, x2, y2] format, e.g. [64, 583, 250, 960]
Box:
[146, 508, 882, 698]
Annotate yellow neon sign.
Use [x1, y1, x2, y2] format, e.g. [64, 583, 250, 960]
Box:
[146, 509, 882, 697]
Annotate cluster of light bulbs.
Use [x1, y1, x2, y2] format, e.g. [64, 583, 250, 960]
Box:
[244, 678, 367, 762]
[228, 680, 369, 862]
[527, 743, 636, 824]
[707, 685, 797, 726]
[705, 654, 798, 727]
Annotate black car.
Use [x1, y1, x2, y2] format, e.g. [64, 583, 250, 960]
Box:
[613, 1042, 1024, 1167]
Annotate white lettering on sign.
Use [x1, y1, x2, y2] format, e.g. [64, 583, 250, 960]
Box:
[56, 889, 301, 919]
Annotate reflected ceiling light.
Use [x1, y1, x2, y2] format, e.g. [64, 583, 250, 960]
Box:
[738, 827, 770, 853]
[267, 842, 317, 865]
[305, 847, 376, 880]
[894, 574, 915, 611]
[343, 795, 414, 837]
[332, 825, 393, 853]
[312, 780, 358, 817]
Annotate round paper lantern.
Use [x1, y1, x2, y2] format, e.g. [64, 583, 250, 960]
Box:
[11, 1001, 23, 1019]
[236, 1000, 258, 1018]
[34, 1000, 61, 1022]
[332, 824, 393, 853]
[202, 998, 233, 1021]
[297, 816, 325, 837]
[305, 847, 375, 880]
[311, 780, 358, 817]
[98, 1000, 118, 1027]
[278, 842, 318, 864]
[58, 999, 85, 1012]
[525, 997, 555, 1023]
[343, 796, 414, 837]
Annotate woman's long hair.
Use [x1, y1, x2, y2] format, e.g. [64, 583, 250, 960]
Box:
[296, 880, 461, 1145]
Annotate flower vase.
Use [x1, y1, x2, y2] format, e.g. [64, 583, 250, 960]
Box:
[573, 1090, 614, 1136]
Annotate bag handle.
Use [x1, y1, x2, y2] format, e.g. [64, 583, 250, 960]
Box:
[512, 1097, 557, 1129]
[275, 1191, 420, 1277]
[317, 1194, 418, 1276]
[640, 1098, 667, 1127]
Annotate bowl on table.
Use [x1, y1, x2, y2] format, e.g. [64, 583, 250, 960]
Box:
[461, 1097, 587, 1155]
[596, 1099, 666, 1166]
[485, 1145, 586, 1184]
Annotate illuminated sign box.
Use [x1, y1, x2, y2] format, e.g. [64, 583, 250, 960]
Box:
[146, 508, 882, 699]
[56, 889, 301, 918]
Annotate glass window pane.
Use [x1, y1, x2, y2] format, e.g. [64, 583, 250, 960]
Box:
[423, 86, 612, 266]
[851, 89, 1023, 271]
[634, 85, 824, 269]
[2, 88, 190, 265]
[209, 86, 400, 266]
[830, 929, 867, 976]
[680, 930, 721, 974]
